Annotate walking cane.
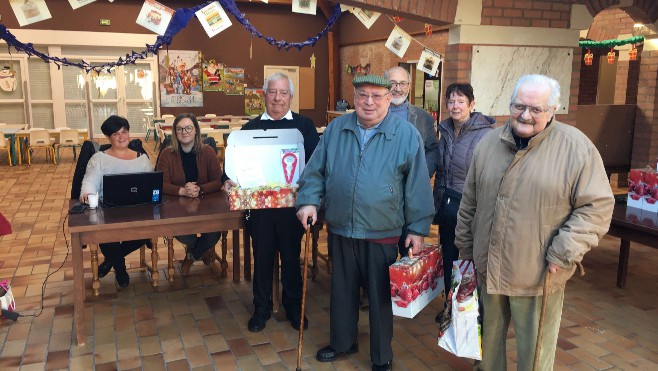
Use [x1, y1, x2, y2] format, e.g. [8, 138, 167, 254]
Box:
[533, 269, 551, 371]
[296, 217, 313, 371]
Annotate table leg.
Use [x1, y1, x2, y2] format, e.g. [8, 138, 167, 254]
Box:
[151, 238, 159, 287]
[220, 232, 228, 277]
[617, 239, 630, 288]
[90, 244, 100, 297]
[243, 229, 251, 282]
[167, 237, 175, 283]
[72, 233, 86, 346]
[233, 230, 240, 283]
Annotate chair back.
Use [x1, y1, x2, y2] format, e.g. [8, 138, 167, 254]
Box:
[204, 114, 217, 118]
[29, 129, 52, 146]
[57, 129, 80, 145]
[161, 114, 175, 118]
[206, 131, 225, 147]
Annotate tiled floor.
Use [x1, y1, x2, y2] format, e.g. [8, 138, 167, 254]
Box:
[1, 143, 657, 370]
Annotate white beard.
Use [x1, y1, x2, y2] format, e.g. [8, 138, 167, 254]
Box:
[391, 95, 407, 106]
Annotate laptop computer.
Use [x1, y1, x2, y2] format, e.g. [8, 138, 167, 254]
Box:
[102, 171, 163, 207]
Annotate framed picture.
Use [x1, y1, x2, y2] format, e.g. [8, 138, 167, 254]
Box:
[385, 26, 412, 58]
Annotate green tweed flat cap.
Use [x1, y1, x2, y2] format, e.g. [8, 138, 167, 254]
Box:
[352, 75, 391, 89]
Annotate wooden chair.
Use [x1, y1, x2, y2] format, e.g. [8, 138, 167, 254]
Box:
[204, 114, 217, 118]
[145, 118, 157, 142]
[0, 131, 12, 166]
[55, 129, 82, 164]
[205, 130, 226, 162]
[26, 129, 56, 165]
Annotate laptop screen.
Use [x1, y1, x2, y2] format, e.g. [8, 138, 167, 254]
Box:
[102, 171, 163, 207]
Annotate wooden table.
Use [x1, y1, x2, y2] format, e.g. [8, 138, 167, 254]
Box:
[67, 192, 250, 346]
[1, 124, 28, 165]
[606, 202, 658, 288]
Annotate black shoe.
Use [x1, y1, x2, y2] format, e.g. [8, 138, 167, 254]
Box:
[115, 266, 130, 288]
[316, 342, 359, 362]
[372, 361, 392, 371]
[435, 308, 445, 323]
[98, 260, 112, 278]
[288, 313, 308, 331]
[247, 312, 271, 332]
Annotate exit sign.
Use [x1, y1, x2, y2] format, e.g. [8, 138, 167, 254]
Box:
[99, 19, 110, 26]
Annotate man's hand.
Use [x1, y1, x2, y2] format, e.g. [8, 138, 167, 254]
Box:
[548, 262, 561, 274]
[296, 205, 317, 229]
[405, 234, 425, 258]
[222, 179, 237, 192]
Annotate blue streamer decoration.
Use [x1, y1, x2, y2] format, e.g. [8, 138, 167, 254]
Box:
[0, 0, 342, 73]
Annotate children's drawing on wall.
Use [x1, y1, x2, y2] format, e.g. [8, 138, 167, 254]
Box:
[202, 59, 224, 92]
[158, 50, 203, 107]
[244, 88, 264, 115]
[219, 67, 245, 96]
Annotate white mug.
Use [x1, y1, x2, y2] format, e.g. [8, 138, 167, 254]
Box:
[87, 193, 99, 209]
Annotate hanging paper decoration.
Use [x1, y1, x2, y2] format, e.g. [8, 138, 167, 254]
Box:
[292, 0, 317, 16]
[353, 7, 381, 29]
[196, 1, 232, 38]
[579, 35, 644, 49]
[584, 49, 593, 66]
[629, 44, 638, 61]
[9, 0, 52, 27]
[392, 16, 403, 23]
[0, 1, 343, 73]
[417, 48, 442, 76]
[0, 66, 17, 92]
[345, 63, 371, 76]
[136, 0, 174, 36]
[424, 24, 432, 36]
[607, 48, 616, 64]
[385, 26, 412, 58]
[310, 53, 316, 69]
[68, 0, 97, 10]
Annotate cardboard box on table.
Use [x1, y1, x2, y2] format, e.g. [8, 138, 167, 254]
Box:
[224, 129, 305, 210]
[389, 243, 445, 318]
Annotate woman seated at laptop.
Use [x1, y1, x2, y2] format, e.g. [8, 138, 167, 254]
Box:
[80, 115, 152, 288]
[156, 113, 223, 276]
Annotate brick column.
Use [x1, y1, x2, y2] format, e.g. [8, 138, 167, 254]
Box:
[632, 50, 658, 168]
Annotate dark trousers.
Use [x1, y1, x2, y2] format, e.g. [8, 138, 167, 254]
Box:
[99, 239, 149, 270]
[439, 225, 459, 298]
[249, 208, 304, 315]
[397, 225, 410, 257]
[176, 232, 221, 260]
[329, 234, 398, 365]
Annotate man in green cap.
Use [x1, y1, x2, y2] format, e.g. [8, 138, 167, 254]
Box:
[295, 74, 435, 371]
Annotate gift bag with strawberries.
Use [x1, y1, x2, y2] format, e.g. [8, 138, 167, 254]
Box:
[0, 280, 16, 318]
[389, 244, 445, 318]
[438, 259, 482, 360]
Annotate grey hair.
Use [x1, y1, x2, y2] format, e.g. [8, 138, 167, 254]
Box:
[263, 72, 294, 96]
[510, 74, 561, 109]
[384, 66, 410, 82]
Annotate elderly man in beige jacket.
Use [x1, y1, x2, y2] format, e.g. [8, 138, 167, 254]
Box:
[455, 74, 614, 371]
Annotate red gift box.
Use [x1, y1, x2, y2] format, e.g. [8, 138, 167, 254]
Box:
[643, 171, 658, 212]
[389, 244, 445, 318]
[628, 169, 646, 210]
[229, 185, 297, 210]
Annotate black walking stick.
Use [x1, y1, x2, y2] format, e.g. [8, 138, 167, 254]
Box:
[296, 217, 313, 371]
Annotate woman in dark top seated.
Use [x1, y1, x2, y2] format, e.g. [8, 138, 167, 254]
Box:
[156, 113, 223, 275]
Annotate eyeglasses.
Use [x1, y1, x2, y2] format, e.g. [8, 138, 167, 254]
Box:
[357, 92, 390, 102]
[266, 89, 290, 97]
[510, 103, 550, 117]
[389, 81, 409, 88]
[175, 125, 194, 134]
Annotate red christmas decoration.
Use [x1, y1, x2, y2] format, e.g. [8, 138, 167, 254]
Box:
[584, 49, 593, 66]
[607, 48, 616, 64]
[629, 44, 638, 61]
[424, 23, 432, 36]
[392, 16, 403, 23]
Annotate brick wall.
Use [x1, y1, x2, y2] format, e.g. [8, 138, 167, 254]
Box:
[633, 50, 658, 168]
[480, 0, 571, 28]
[587, 8, 635, 42]
[578, 48, 603, 104]
[339, 31, 449, 109]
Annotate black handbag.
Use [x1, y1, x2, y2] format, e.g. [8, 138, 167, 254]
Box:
[436, 187, 462, 227]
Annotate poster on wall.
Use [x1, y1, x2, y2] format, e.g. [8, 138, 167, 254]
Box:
[10, 0, 52, 27]
[195, 1, 232, 38]
[385, 26, 412, 58]
[202, 59, 224, 92]
[417, 48, 442, 76]
[218, 67, 245, 96]
[292, 0, 317, 15]
[158, 50, 203, 107]
[352, 7, 380, 29]
[136, 0, 174, 36]
[245, 88, 264, 115]
[68, 0, 97, 10]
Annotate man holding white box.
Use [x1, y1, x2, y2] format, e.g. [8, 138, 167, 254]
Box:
[222, 73, 319, 332]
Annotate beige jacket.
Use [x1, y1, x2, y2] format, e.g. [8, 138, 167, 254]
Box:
[455, 120, 614, 296]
